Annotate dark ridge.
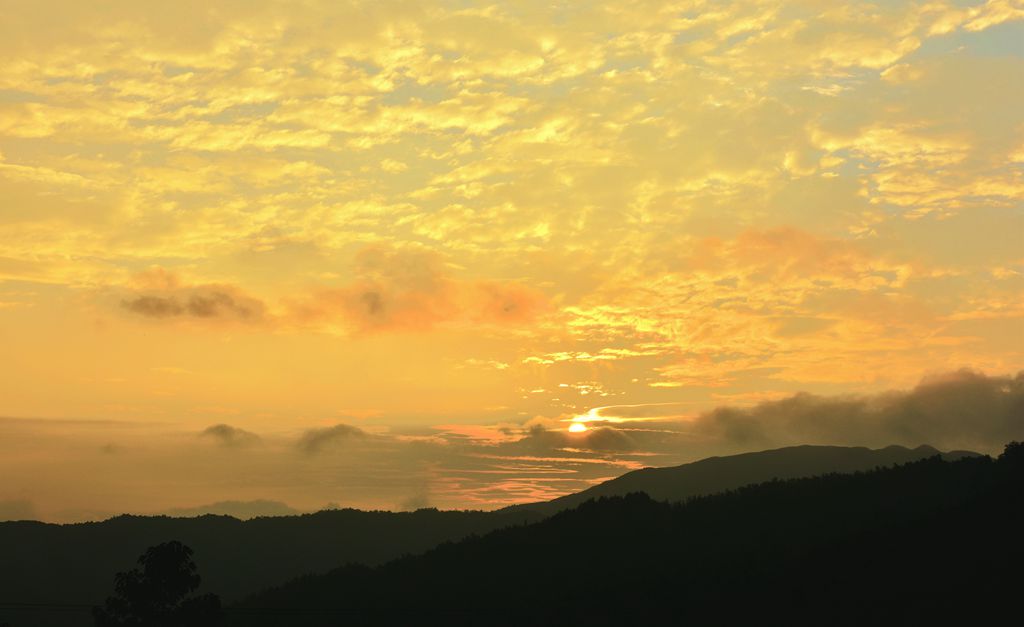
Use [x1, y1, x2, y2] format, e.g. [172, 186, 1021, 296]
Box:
[504, 443, 977, 516]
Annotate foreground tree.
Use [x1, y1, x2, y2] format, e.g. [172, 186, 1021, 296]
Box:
[94, 540, 222, 627]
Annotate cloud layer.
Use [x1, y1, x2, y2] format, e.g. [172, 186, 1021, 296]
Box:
[2, 370, 1020, 522]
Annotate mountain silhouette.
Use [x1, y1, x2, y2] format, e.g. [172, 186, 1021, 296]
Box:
[235, 443, 1023, 626]
[506, 443, 978, 516]
[0, 508, 538, 627]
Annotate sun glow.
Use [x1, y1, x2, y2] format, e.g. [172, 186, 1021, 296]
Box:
[568, 422, 588, 433]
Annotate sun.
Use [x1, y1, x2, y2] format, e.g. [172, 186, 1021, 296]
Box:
[568, 422, 588, 433]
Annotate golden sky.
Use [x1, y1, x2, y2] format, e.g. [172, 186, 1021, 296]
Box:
[1, 0, 1022, 521]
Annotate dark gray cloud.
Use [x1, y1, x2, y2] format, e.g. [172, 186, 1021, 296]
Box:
[121, 295, 183, 317]
[185, 291, 260, 318]
[690, 369, 1024, 454]
[297, 423, 368, 454]
[122, 288, 265, 321]
[201, 424, 261, 448]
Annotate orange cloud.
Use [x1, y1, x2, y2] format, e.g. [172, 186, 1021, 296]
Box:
[291, 245, 548, 333]
[688, 227, 912, 289]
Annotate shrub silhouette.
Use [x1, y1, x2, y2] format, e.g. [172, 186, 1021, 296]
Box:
[93, 540, 222, 627]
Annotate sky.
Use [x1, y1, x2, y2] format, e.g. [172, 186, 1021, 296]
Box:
[0, 0, 1022, 522]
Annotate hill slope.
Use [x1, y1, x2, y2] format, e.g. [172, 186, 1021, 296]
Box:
[0, 507, 539, 627]
[507, 443, 976, 516]
[238, 444, 1024, 626]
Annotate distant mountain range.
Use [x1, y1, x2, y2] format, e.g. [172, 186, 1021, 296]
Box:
[159, 499, 301, 519]
[505, 443, 979, 516]
[0, 443, 985, 627]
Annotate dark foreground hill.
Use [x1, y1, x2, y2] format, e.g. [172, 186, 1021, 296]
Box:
[506, 443, 977, 516]
[0, 508, 539, 627]
[237, 443, 1024, 627]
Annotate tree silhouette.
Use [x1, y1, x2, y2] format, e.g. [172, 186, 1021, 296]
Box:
[1000, 440, 1023, 468]
[93, 540, 222, 627]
